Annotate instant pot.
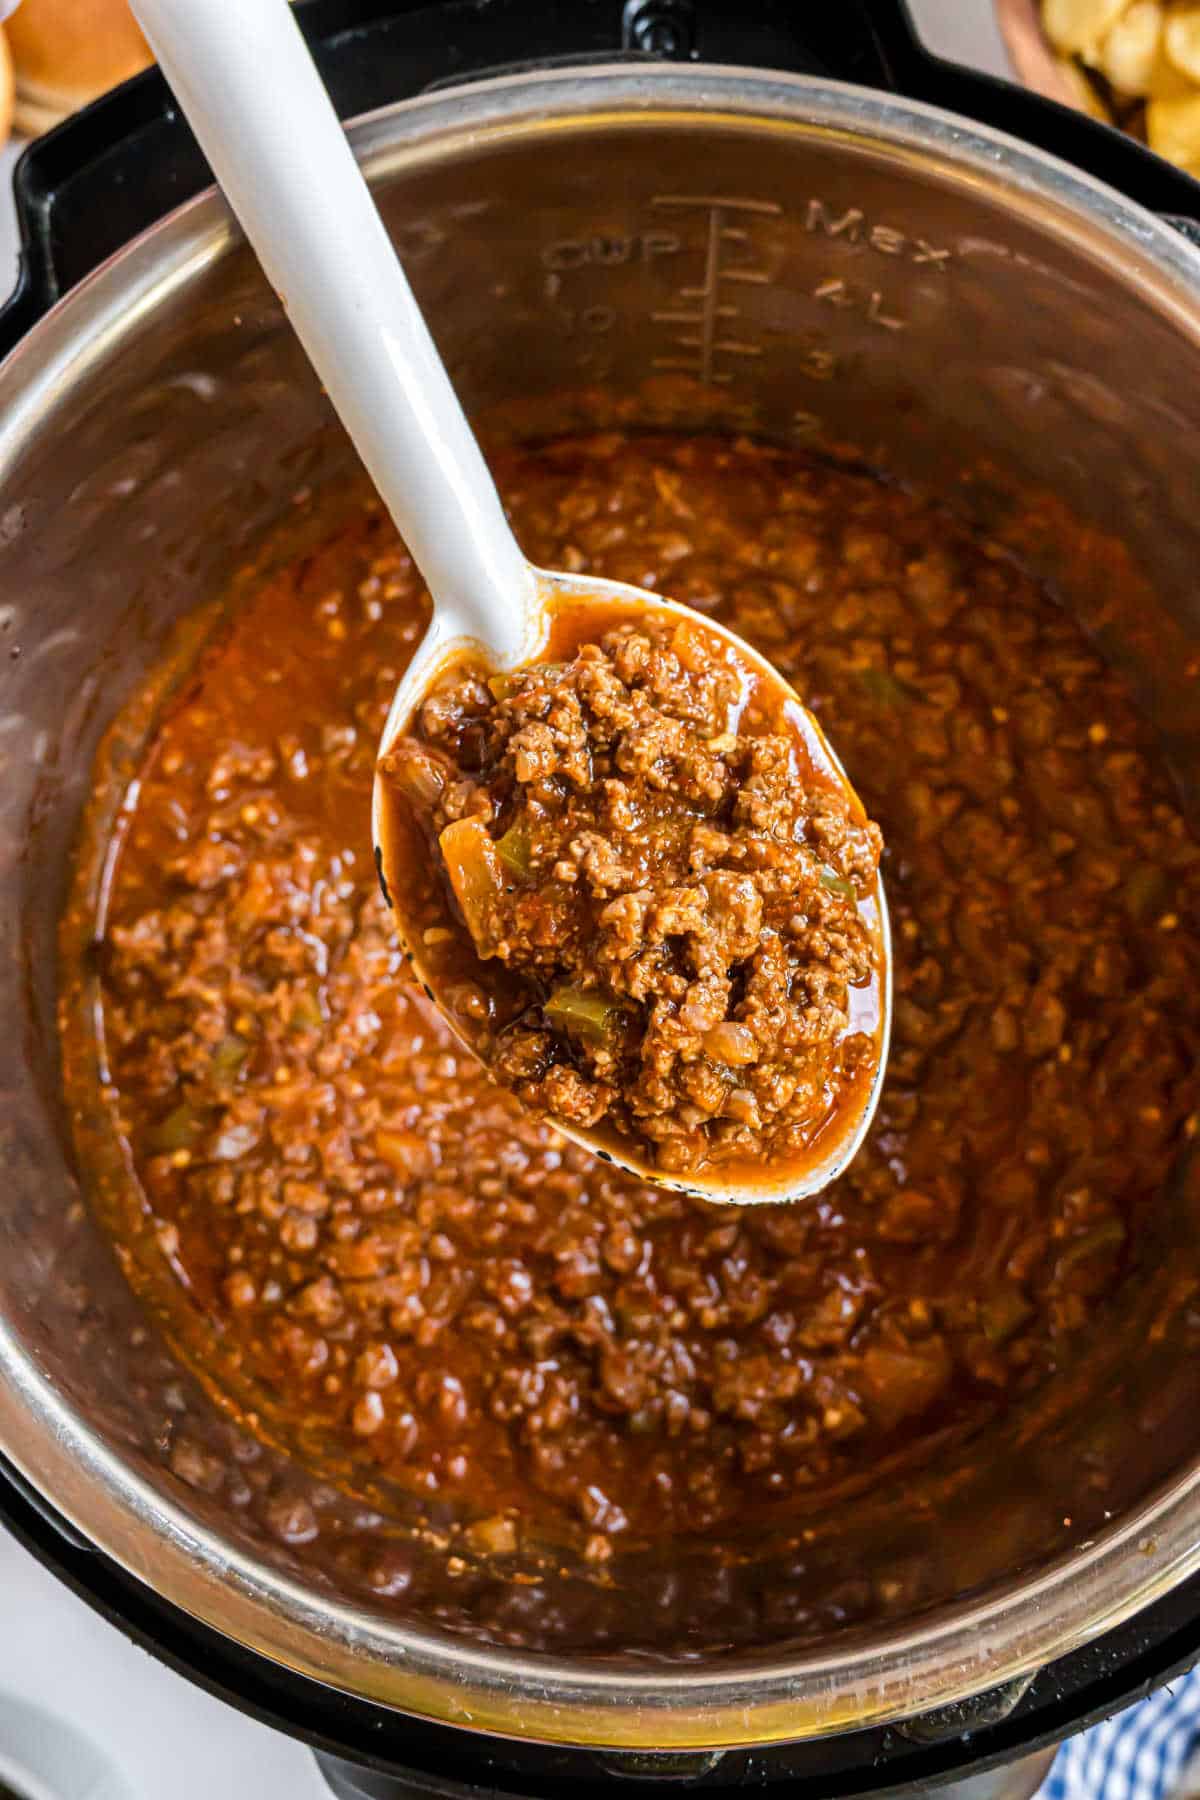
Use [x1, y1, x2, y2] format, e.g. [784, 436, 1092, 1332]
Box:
[5, 2, 1200, 1796]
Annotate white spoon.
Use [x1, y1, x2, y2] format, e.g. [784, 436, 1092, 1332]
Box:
[132, 0, 891, 1205]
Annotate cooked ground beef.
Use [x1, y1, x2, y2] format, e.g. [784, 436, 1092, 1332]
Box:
[58, 433, 1200, 1570]
[379, 612, 884, 1177]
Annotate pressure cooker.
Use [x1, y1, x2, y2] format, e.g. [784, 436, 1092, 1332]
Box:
[4, 2, 1200, 1796]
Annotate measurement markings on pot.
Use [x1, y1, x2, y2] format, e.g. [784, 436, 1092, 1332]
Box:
[803, 197, 953, 270]
[536, 194, 948, 389]
[644, 193, 938, 388]
[803, 197, 951, 336]
[813, 278, 907, 332]
[539, 228, 683, 360]
[649, 194, 782, 385]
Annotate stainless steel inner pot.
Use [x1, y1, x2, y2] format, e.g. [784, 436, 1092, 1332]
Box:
[4, 65, 1200, 1752]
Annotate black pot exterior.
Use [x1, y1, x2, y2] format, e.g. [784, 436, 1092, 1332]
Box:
[5, 1455, 1199, 1796]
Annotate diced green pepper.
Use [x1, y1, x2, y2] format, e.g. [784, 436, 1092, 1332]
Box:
[858, 667, 919, 706]
[288, 987, 324, 1031]
[146, 1102, 203, 1154]
[495, 821, 532, 880]
[819, 868, 856, 899]
[1058, 1218, 1126, 1275]
[980, 1289, 1033, 1344]
[211, 1034, 249, 1080]
[544, 984, 621, 1047]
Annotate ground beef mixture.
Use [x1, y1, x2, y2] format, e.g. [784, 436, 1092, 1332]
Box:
[60, 434, 1200, 1572]
[379, 611, 884, 1178]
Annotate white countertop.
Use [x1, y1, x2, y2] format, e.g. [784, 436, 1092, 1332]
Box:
[0, 1531, 325, 1799]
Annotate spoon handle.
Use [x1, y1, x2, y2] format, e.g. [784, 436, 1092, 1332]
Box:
[131, 0, 534, 661]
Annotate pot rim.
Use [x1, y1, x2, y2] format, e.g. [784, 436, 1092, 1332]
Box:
[3, 60, 1200, 1750]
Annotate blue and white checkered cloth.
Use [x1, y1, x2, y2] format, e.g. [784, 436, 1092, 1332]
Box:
[1038, 1673, 1200, 1800]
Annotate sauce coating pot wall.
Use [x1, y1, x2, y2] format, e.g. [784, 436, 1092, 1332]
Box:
[4, 68, 1200, 1750]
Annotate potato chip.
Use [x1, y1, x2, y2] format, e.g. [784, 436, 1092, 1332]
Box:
[1164, 5, 1200, 81]
[1147, 90, 1200, 165]
[1052, 52, 1116, 117]
[1043, 0, 1133, 56]
[1143, 37, 1195, 96]
[1096, 0, 1163, 91]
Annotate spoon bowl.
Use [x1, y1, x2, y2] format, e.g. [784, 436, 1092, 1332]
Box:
[373, 566, 892, 1206]
[134, 0, 891, 1205]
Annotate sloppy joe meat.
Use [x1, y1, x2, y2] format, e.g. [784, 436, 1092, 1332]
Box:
[59, 433, 1200, 1567]
[379, 610, 884, 1177]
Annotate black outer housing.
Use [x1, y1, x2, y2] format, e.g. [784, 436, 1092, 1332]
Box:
[3, 0, 1200, 357]
[4, 1, 1200, 1792]
[6, 1442, 1200, 1798]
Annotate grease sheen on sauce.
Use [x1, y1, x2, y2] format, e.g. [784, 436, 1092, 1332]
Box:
[59, 434, 1200, 1569]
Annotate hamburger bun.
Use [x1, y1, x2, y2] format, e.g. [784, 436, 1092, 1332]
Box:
[0, 29, 14, 150]
[7, 0, 152, 135]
